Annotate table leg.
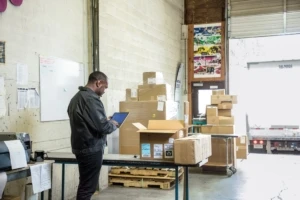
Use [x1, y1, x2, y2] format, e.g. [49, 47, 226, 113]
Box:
[48, 163, 54, 200]
[184, 166, 189, 200]
[175, 166, 179, 200]
[62, 163, 65, 200]
[41, 191, 44, 200]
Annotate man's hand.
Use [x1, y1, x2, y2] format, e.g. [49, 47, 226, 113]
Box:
[110, 119, 119, 128]
[107, 116, 112, 120]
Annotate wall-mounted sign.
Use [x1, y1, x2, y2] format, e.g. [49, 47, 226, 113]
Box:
[0, 41, 5, 64]
[193, 23, 222, 79]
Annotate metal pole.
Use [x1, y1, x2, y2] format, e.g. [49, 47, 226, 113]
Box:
[175, 166, 179, 200]
[62, 164, 65, 200]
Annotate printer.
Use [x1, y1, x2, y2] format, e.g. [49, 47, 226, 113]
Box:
[0, 132, 31, 171]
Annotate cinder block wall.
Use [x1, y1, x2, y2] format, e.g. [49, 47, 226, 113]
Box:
[99, 0, 185, 154]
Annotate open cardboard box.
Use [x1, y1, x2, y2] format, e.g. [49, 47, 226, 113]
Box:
[133, 120, 185, 160]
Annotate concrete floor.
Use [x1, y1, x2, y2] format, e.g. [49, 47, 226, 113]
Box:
[93, 154, 300, 200]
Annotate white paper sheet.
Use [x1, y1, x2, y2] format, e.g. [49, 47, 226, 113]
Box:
[0, 76, 5, 95]
[4, 140, 27, 169]
[0, 95, 6, 117]
[17, 88, 28, 109]
[27, 88, 40, 108]
[157, 101, 164, 111]
[132, 123, 147, 130]
[0, 172, 7, 199]
[17, 63, 28, 85]
[30, 163, 52, 194]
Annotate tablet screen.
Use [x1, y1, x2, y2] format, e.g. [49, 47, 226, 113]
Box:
[111, 112, 129, 126]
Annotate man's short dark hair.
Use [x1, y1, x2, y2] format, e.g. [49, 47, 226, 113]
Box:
[88, 71, 107, 83]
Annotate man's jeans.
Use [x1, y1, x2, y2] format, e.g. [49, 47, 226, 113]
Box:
[75, 149, 103, 200]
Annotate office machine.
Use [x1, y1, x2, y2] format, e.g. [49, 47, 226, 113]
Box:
[0, 132, 31, 171]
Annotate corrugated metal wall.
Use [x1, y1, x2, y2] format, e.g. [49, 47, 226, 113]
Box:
[229, 0, 300, 38]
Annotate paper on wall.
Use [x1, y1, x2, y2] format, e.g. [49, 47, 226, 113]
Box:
[17, 63, 28, 85]
[0, 76, 5, 95]
[0, 172, 7, 199]
[30, 163, 52, 194]
[4, 140, 27, 169]
[0, 96, 6, 118]
[157, 101, 164, 111]
[27, 88, 40, 108]
[17, 88, 28, 109]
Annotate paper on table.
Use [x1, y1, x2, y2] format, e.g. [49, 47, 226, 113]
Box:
[0, 172, 7, 199]
[4, 140, 27, 169]
[17, 88, 27, 109]
[30, 163, 52, 194]
[17, 63, 28, 85]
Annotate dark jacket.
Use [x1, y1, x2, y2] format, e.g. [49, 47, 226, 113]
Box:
[67, 86, 117, 154]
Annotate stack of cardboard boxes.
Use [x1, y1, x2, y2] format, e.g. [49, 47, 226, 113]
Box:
[119, 72, 179, 158]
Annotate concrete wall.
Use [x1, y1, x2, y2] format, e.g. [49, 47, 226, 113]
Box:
[0, 0, 185, 199]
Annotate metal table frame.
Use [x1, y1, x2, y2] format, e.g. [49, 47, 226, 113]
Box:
[45, 152, 208, 200]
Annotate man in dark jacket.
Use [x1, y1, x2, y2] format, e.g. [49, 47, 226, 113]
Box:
[67, 71, 119, 200]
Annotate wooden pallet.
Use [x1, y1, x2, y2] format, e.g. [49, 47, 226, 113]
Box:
[109, 172, 184, 190]
[110, 166, 183, 177]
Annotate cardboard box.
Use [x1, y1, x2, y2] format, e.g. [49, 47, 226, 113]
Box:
[211, 95, 237, 104]
[138, 84, 171, 101]
[174, 134, 212, 164]
[134, 120, 185, 160]
[201, 125, 234, 134]
[236, 135, 248, 159]
[214, 102, 233, 109]
[207, 116, 234, 125]
[126, 89, 138, 101]
[143, 72, 164, 85]
[119, 101, 178, 155]
[206, 106, 218, 116]
[1, 196, 21, 200]
[212, 89, 225, 95]
[218, 109, 232, 117]
[206, 138, 236, 164]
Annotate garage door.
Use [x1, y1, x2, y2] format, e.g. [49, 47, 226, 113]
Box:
[229, 0, 300, 38]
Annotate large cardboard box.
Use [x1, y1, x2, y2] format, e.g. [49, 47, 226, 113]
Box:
[174, 134, 212, 164]
[212, 89, 225, 95]
[143, 72, 164, 85]
[206, 138, 236, 164]
[126, 89, 138, 101]
[211, 95, 237, 104]
[214, 102, 233, 109]
[236, 135, 248, 159]
[138, 84, 171, 101]
[201, 125, 234, 134]
[119, 101, 178, 154]
[134, 120, 185, 161]
[1, 196, 21, 200]
[207, 116, 234, 125]
[218, 109, 232, 117]
[206, 106, 218, 116]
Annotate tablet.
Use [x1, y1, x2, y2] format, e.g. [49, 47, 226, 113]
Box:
[111, 112, 129, 127]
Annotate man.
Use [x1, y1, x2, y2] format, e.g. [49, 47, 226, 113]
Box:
[67, 71, 119, 200]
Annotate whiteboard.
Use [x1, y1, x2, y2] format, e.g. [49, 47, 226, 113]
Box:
[40, 56, 85, 121]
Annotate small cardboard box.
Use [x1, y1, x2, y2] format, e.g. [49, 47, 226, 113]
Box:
[206, 106, 218, 116]
[218, 109, 232, 117]
[212, 89, 225, 95]
[201, 125, 234, 134]
[138, 84, 171, 101]
[126, 89, 138, 101]
[174, 134, 212, 164]
[214, 102, 233, 109]
[143, 72, 164, 85]
[211, 95, 237, 104]
[133, 120, 185, 160]
[236, 135, 248, 159]
[207, 116, 234, 125]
